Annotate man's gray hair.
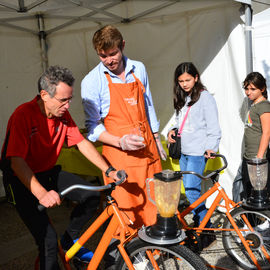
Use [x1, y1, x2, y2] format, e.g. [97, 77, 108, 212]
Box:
[38, 65, 75, 97]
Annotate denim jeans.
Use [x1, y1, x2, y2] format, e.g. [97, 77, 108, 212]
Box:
[180, 154, 210, 227]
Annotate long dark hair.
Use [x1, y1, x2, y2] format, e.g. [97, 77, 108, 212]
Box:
[243, 72, 268, 99]
[173, 62, 206, 114]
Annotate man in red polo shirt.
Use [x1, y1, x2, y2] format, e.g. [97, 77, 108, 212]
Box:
[0, 65, 123, 270]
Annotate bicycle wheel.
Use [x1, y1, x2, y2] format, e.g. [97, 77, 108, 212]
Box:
[222, 206, 270, 270]
[115, 238, 207, 270]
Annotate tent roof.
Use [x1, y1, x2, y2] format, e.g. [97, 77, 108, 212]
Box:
[1, 0, 270, 192]
[0, 0, 264, 36]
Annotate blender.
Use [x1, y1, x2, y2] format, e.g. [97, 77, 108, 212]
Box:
[243, 158, 270, 210]
[138, 169, 186, 245]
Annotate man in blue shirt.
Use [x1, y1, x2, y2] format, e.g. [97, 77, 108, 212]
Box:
[81, 24, 167, 225]
[81, 26, 167, 269]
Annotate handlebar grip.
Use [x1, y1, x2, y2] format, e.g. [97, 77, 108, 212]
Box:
[37, 194, 63, 212]
[212, 153, 227, 167]
[206, 152, 227, 166]
[115, 170, 127, 186]
[37, 204, 45, 211]
[206, 153, 228, 177]
[205, 152, 218, 158]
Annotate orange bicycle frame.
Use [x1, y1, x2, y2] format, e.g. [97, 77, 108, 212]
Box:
[177, 180, 269, 270]
[64, 199, 137, 270]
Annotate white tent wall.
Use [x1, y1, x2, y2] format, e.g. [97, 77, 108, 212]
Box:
[0, 27, 42, 140]
[200, 23, 248, 201]
[253, 7, 270, 97]
[0, 0, 263, 199]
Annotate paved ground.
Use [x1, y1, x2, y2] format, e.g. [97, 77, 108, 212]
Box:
[193, 212, 242, 270]
[0, 199, 103, 270]
[0, 198, 241, 270]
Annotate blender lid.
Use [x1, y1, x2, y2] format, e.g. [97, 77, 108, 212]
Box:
[246, 158, 268, 165]
[154, 170, 182, 182]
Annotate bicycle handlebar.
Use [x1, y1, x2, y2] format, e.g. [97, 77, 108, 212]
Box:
[60, 170, 126, 196]
[181, 153, 227, 180]
[38, 170, 127, 211]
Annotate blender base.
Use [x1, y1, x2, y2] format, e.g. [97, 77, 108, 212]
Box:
[138, 226, 186, 245]
[242, 189, 270, 210]
[242, 199, 270, 210]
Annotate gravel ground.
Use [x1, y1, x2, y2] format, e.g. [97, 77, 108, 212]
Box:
[0, 198, 242, 270]
[192, 212, 242, 270]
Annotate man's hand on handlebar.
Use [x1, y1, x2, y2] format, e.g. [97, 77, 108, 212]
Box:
[37, 170, 128, 211]
[109, 170, 127, 183]
[204, 150, 216, 159]
[39, 190, 61, 208]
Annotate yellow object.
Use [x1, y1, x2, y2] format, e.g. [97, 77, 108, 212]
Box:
[65, 241, 82, 259]
[56, 146, 103, 177]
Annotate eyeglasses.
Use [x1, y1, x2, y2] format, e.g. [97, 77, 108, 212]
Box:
[53, 95, 73, 104]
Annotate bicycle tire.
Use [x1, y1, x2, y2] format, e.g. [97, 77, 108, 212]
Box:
[115, 238, 207, 270]
[222, 206, 270, 270]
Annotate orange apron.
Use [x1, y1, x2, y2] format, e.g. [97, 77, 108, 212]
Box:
[102, 71, 162, 228]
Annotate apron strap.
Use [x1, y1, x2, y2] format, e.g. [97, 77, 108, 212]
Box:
[104, 72, 113, 84]
[131, 72, 146, 94]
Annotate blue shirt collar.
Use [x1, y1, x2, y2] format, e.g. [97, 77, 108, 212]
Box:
[100, 56, 135, 78]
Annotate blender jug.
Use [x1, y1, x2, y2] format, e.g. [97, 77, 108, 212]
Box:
[141, 169, 184, 243]
[245, 158, 270, 209]
[153, 170, 182, 217]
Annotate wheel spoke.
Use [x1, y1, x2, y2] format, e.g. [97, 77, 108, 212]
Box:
[116, 238, 207, 270]
[223, 207, 270, 269]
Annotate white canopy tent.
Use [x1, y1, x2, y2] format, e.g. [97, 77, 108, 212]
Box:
[253, 7, 270, 95]
[0, 0, 269, 198]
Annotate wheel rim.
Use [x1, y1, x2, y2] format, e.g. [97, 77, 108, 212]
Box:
[123, 245, 197, 270]
[224, 209, 270, 269]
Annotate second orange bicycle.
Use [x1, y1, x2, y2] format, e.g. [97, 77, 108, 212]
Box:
[177, 154, 270, 270]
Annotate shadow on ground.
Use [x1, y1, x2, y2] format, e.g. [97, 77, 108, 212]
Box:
[0, 199, 103, 270]
[0, 198, 241, 270]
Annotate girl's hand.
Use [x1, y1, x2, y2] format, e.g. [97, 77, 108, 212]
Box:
[204, 150, 215, 159]
[167, 129, 177, 144]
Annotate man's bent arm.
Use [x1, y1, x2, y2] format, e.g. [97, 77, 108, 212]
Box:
[10, 157, 61, 207]
[77, 138, 113, 172]
[98, 131, 121, 148]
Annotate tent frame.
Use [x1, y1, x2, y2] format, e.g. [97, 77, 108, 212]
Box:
[0, 0, 254, 72]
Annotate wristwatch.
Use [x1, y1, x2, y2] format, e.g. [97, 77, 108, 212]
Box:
[105, 166, 116, 177]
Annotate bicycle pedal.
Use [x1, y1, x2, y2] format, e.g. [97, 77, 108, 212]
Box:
[184, 231, 201, 253]
[73, 258, 88, 268]
[215, 222, 222, 228]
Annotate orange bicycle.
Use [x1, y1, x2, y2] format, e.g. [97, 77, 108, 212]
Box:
[35, 171, 208, 270]
[177, 154, 270, 270]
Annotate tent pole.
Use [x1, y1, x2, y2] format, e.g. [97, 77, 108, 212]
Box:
[244, 4, 253, 73]
[37, 14, 48, 71]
